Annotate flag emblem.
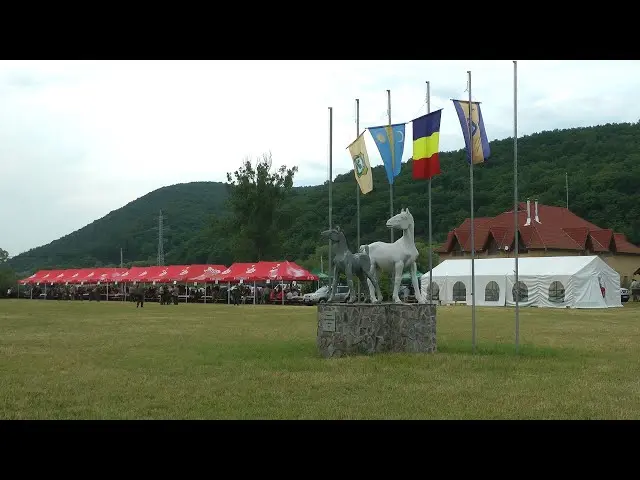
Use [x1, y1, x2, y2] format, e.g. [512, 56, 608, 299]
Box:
[354, 154, 368, 177]
[469, 119, 478, 136]
[368, 123, 406, 184]
[347, 132, 374, 194]
[452, 99, 491, 164]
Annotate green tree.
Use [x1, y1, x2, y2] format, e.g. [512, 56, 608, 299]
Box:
[296, 244, 330, 273]
[0, 247, 17, 297]
[226, 153, 298, 261]
[414, 241, 440, 273]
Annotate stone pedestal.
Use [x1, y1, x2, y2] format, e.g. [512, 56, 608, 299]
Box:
[317, 303, 436, 359]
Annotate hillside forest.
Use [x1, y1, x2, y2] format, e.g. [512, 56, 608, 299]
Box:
[6, 121, 640, 281]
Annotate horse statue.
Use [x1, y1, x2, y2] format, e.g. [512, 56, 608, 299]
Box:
[360, 208, 425, 304]
[320, 225, 381, 303]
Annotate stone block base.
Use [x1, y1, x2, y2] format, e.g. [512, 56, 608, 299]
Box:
[316, 303, 436, 359]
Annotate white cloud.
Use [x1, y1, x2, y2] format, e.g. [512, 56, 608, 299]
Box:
[1, 60, 639, 256]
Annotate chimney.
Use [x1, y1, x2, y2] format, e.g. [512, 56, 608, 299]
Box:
[535, 199, 541, 224]
[524, 199, 531, 226]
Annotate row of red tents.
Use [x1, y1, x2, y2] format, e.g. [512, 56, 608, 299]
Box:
[19, 261, 319, 285]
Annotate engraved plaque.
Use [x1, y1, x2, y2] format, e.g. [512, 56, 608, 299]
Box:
[320, 310, 336, 332]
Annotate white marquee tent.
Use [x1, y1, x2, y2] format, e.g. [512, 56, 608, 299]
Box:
[420, 255, 622, 309]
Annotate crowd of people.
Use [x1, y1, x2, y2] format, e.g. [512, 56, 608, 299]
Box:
[8, 280, 311, 304]
[227, 282, 305, 304]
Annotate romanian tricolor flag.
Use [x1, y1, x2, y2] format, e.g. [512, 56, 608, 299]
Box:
[412, 109, 442, 180]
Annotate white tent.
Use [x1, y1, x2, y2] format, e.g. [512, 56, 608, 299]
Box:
[420, 255, 622, 309]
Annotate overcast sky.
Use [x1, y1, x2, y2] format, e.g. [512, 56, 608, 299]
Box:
[2, 60, 639, 257]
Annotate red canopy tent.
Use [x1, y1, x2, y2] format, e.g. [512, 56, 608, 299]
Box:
[95, 268, 129, 283]
[120, 266, 168, 283]
[267, 261, 318, 282]
[117, 267, 141, 283]
[147, 265, 191, 283]
[51, 269, 83, 284]
[219, 263, 260, 282]
[36, 270, 67, 285]
[73, 269, 105, 284]
[65, 269, 91, 284]
[187, 265, 227, 282]
[19, 270, 50, 285]
[111, 268, 129, 283]
[251, 261, 280, 281]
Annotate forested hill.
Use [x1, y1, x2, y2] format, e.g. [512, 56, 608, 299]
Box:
[9, 121, 640, 275]
[8, 182, 229, 274]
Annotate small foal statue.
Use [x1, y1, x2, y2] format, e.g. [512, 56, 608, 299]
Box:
[320, 226, 380, 303]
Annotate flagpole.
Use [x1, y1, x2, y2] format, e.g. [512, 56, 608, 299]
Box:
[513, 60, 520, 354]
[468, 70, 476, 354]
[328, 107, 333, 283]
[566, 172, 569, 209]
[356, 98, 361, 300]
[387, 89, 394, 243]
[426, 81, 433, 304]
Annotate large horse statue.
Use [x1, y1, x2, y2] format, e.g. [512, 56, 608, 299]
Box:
[360, 208, 424, 304]
[321, 225, 380, 303]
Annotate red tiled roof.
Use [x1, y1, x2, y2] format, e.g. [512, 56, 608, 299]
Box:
[563, 227, 589, 248]
[613, 233, 640, 254]
[437, 202, 640, 255]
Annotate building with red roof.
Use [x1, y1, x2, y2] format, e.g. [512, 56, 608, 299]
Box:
[437, 200, 640, 284]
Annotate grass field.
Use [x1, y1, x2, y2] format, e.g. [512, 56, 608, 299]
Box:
[1, 299, 639, 419]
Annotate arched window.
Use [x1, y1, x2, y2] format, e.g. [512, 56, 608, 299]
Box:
[453, 281, 466, 302]
[427, 282, 440, 301]
[512, 281, 528, 302]
[485, 281, 500, 302]
[548, 281, 565, 303]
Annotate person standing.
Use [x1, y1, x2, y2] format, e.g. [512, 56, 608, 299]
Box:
[631, 278, 639, 302]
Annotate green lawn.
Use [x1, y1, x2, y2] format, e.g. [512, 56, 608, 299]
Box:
[1, 299, 639, 419]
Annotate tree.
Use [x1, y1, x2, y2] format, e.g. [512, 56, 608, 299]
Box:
[414, 241, 440, 274]
[0, 248, 17, 297]
[226, 153, 298, 261]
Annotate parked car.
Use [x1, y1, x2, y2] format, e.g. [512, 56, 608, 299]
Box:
[303, 285, 350, 305]
[621, 288, 630, 303]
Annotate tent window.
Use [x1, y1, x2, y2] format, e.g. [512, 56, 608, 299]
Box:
[512, 281, 528, 302]
[485, 281, 500, 302]
[453, 281, 466, 301]
[548, 281, 565, 303]
[427, 282, 440, 301]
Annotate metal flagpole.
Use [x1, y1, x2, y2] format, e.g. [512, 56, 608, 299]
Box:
[387, 89, 394, 243]
[514, 60, 520, 354]
[328, 107, 333, 284]
[566, 172, 569, 209]
[468, 70, 476, 354]
[356, 98, 361, 300]
[426, 81, 433, 304]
